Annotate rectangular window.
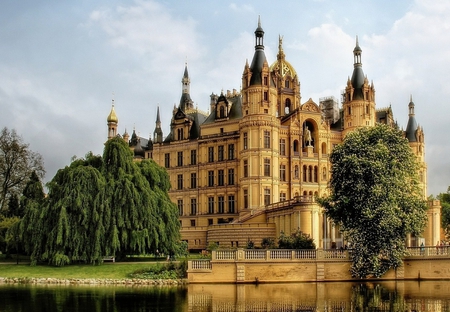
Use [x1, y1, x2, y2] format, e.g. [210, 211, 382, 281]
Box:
[280, 139, 286, 156]
[208, 197, 215, 214]
[264, 158, 270, 176]
[218, 196, 224, 214]
[244, 160, 248, 177]
[280, 164, 286, 181]
[228, 144, 234, 160]
[264, 130, 270, 148]
[177, 199, 183, 216]
[164, 153, 170, 168]
[218, 145, 224, 161]
[190, 198, 197, 215]
[228, 195, 235, 213]
[264, 189, 271, 206]
[263, 76, 268, 85]
[264, 91, 268, 101]
[243, 132, 248, 150]
[190, 219, 195, 227]
[280, 193, 286, 202]
[208, 147, 214, 162]
[208, 170, 214, 187]
[228, 168, 234, 185]
[208, 218, 213, 225]
[177, 174, 183, 190]
[191, 150, 197, 165]
[177, 151, 183, 167]
[218, 169, 224, 186]
[190, 172, 197, 189]
[244, 189, 248, 209]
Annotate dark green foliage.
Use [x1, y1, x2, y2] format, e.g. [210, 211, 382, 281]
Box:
[7, 195, 20, 218]
[438, 187, 450, 239]
[20, 138, 181, 266]
[261, 237, 276, 249]
[318, 124, 427, 278]
[128, 261, 187, 279]
[0, 127, 45, 214]
[277, 229, 316, 249]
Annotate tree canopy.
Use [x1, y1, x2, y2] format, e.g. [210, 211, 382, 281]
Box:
[437, 187, 450, 239]
[20, 137, 180, 266]
[318, 124, 427, 278]
[0, 127, 45, 214]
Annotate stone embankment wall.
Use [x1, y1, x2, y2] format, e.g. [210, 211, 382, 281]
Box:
[0, 277, 187, 286]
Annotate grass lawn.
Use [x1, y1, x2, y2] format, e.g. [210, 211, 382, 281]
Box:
[0, 262, 173, 280]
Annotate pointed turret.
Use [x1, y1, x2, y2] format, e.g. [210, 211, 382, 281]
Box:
[107, 99, 118, 140]
[153, 106, 163, 143]
[179, 63, 194, 111]
[351, 36, 365, 100]
[405, 95, 418, 142]
[249, 16, 267, 86]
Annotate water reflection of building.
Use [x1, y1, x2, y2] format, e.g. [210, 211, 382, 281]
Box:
[186, 282, 450, 312]
[106, 20, 441, 251]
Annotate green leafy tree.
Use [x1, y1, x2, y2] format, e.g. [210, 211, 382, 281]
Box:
[277, 229, 315, 249]
[0, 127, 45, 214]
[0, 215, 20, 255]
[437, 187, 450, 239]
[318, 124, 427, 278]
[261, 237, 276, 249]
[21, 139, 180, 266]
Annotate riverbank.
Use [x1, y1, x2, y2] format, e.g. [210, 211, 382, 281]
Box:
[0, 277, 187, 286]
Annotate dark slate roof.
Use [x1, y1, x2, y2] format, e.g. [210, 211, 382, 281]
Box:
[188, 111, 207, 139]
[405, 115, 418, 142]
[330, 109, 344, 131]
[179, 93, 193, 111]
[249, 49, 266, 86]
[203, 95, 243, 125]
[351, 67, 365, 100]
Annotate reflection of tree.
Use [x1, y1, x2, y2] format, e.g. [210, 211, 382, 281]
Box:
[351, 283, 405, 311]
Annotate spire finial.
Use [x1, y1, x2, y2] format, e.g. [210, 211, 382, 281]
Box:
[258, 15, 261, 28]
[112, 92, 115, 107]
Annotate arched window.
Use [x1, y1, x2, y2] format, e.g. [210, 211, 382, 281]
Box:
[314, 166, 318, 183]
[294, 165, 299, 179]
[303, 165, 307, 182]
[285, 98, 291, 114]
[321, 142, 327, 155]
[322, 167, 327, 180]
[308, 165, 313, 182]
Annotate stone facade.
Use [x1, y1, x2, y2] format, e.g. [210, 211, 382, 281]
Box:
[106, 21, 440, 251]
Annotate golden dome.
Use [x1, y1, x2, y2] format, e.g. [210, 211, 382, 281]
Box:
[107, 105, 118, 123]
[269, 35, 297, 78]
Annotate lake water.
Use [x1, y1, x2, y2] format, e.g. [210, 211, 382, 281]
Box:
[1, 281, 450, 311]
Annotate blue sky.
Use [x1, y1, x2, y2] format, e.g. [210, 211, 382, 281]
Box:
[1, 0, 449, 196]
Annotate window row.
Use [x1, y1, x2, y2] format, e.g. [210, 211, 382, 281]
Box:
[177, 195, 235, 216]
[164, 145, 235, 168]
[176, 169, 235, 190]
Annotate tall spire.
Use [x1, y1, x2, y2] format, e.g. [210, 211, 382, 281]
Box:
[277, 34, 285, 60]
[350, 36, 365, 99]
[405, 96, 418, 142]
[179, 63, 194, 111]
[154, 106, 163, 143]
[254, 15, 264, 50]
[249, 17, 267, 86]
[182, 61, 190, 94]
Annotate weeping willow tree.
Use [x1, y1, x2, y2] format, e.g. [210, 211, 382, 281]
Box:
[21, 138, 180, 266]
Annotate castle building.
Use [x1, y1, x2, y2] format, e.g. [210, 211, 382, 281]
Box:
[106, 20, 440, 251]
